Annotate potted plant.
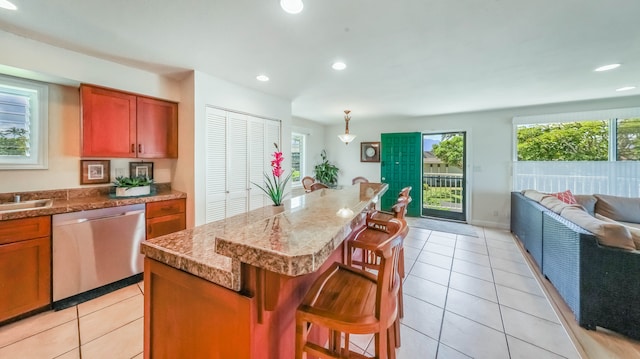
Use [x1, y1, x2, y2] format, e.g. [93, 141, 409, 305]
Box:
[252, 143, 291, 206]
[314, 149, 339, 187]
[113, 176, 154, 197]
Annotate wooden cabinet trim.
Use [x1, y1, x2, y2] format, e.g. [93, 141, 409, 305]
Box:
[0, 236, 51, 322]
[146, 199, 186, 219]
[0, 216, 51, 245]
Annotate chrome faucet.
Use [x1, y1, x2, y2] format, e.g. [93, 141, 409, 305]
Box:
[13, 194, 20, 203]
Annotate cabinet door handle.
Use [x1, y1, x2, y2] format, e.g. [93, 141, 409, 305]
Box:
[147, 225, 152, 235]
[138, 144, 143, 153]
[131, 144, 135, 153]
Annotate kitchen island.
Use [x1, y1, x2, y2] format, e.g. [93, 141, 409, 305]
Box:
[140, 183, 387, 359]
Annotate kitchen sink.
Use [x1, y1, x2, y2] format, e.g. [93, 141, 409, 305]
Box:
[0, 199, 53, 213]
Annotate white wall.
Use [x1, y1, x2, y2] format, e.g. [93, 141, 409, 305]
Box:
[0, 30, 182, 193]
[191, 70, 292, 226]
[292, 116, 326, 181]
[323, 94, 640, 229]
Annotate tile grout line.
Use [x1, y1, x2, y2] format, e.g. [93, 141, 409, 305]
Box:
[482, 227, 515, 358]
[432, 227, 470, 358]
[76, 305, 82, 359]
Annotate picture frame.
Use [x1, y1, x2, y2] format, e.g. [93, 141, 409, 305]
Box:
[360, 142, 381, 162]
[80, 160, 111, 185]
[129, 161, 154, 179]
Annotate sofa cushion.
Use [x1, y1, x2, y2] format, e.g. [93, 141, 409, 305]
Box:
[561, 206, 635, 251]
[596, 214, 640, 249]
[550, 190, 577, 204]
[594, 194, 640, 224]
[540, 196, 582, 214]
[522, 189, 550, 203]
[574, 194, 597, 216]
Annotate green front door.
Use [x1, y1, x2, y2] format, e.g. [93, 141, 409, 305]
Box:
[380, 132, 422, 217]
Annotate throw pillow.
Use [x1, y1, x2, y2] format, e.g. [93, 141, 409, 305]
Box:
[596, 213, 640, 250]
[550, 190, 577, 204]
[561, 207, 635, 251]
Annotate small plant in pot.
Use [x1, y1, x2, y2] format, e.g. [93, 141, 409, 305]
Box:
[113, 176, 154, 197]
[314, 149, 339, 187]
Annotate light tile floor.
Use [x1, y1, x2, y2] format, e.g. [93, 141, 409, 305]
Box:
[0, 225, 580, 358]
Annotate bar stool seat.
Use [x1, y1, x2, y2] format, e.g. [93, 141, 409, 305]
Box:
[296, 219, 405, 359]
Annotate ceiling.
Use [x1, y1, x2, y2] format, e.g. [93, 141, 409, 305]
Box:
[0, 0, 639, 124]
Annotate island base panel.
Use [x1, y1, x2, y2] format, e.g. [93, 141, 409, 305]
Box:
[144, 248, 344, 358]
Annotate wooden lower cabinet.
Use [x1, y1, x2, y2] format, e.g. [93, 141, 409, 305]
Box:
[144, 244, 343, 359]
[0, 216, 51, 323]
[146, 199, 186, 239]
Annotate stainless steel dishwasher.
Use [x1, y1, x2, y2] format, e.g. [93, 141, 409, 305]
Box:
[52, 204, 146, 305]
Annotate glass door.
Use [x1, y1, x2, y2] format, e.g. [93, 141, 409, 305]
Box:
[422, 132, 466, 222]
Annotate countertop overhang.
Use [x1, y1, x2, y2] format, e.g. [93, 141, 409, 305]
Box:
[141, 183, 388, 291]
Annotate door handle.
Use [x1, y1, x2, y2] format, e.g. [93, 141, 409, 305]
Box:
[138, 144, 143, 153]
[131, 144, 135, 153]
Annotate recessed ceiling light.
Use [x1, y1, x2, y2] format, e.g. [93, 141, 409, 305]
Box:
[256, 75, 269, 82]
[595, 64, 620, 72]
[280, 0, 303, 14]
[332, 62, 347, 71]
[0, 0, 17, 10]
[616, 86, 636, 92]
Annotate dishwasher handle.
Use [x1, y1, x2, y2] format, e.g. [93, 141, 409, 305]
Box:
[54, 209, 145, 226]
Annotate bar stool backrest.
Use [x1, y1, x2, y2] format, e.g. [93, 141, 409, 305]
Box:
[375, 218, 405, 325]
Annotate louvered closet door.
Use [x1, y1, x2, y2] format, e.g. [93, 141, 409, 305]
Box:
[205, 107, 227, 223]
[226, 112, 249, 218]
[264, 120, 282, 206]
[248, 117, 267, 210]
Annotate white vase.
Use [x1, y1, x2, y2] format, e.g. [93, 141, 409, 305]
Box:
[115, 185, 151, 197]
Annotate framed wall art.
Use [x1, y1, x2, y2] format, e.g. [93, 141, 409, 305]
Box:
[129, 161, 154, 179]
[360, 142, 380, 163]
[80, 159, 111, 185]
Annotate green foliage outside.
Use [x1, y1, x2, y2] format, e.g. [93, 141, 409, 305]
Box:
[423, 184, 462, 210]
[291, 170, 300, 182]
[0, 127, 29, 156]
[517, 121, 608, 161]
[617, 118, 640, 160]
[314, 149, 339, 186]
[431, 135, 464, 168]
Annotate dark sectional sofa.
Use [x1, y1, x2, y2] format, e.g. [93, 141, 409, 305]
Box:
[511, 191, 640, 340]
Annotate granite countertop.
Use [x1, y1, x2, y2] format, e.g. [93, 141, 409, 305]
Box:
[0, 184, 186, 221]
[141, 183, 387, 292]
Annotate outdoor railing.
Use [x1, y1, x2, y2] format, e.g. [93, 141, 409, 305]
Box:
[423, 174, 463, 212]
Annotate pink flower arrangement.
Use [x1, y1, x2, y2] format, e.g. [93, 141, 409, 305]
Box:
[253, 143, 291, 206]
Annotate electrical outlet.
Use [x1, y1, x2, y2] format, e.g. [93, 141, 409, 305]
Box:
[492, 210, 499, 217]
[115, 168, 125, 177]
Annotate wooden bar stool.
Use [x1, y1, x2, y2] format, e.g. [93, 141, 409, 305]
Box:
[347, 198, 409, 324]
[295, 218, 405, 359]
[372, 187, 411, 222]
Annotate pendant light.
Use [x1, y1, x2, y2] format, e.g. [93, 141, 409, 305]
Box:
[280, 0, 303, 14]
[337, 110, 356, 145]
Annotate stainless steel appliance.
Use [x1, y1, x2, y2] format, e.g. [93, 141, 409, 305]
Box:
[52, 204, 146, 303]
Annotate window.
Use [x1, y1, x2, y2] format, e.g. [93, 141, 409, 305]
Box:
[512, 108, 640, 196]
[0, 75, 48, 169]
[291, 133, 305, 185]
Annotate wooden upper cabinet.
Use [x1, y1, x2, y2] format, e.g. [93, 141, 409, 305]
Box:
[137, 96, 178, 158]
[80, 84, 178, 158]
[81, 85, 137, 157]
